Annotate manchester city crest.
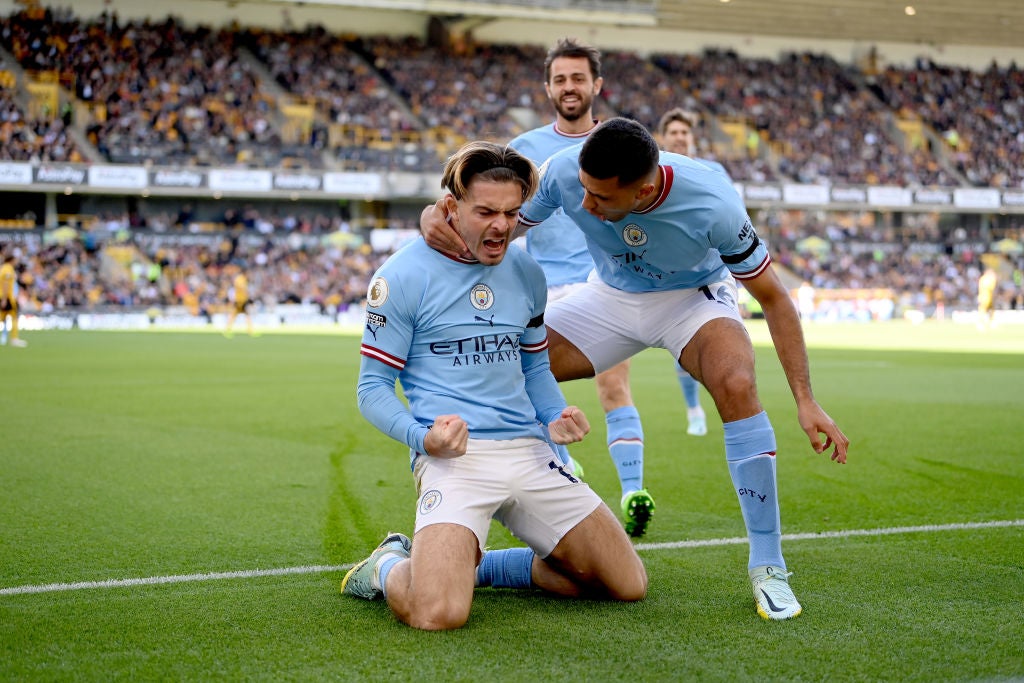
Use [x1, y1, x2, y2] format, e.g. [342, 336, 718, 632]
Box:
[622, 224, 648, 246]
[470, 283, 494, 310]
[419, 489, 442, 514]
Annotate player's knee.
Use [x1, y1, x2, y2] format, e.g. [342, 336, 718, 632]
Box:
[610, 562, 648, 602]
[597, 384, 631, 410]
[406, 598, 471, 631]
[715, 366, 758, 402]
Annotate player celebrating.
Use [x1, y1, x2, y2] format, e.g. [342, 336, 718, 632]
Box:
[422, 118, 848, 620]
[344, 141, 646, 630]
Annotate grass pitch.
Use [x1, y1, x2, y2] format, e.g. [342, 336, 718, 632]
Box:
[1, 321, 1022, 681]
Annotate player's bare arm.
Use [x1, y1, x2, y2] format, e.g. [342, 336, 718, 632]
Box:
[742, 268, 850, 464]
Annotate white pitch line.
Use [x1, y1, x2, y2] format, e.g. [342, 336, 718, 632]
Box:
[633, 518, 1024, 551]
[3, 519, 1021, 597]
[0, 564, 354, 597]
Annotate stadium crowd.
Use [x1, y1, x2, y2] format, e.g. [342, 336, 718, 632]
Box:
[870, 58, 1024, 189]
[2, 8, 1023, 186]
[0, 84, 83, 162]
[2, 6, 1023, 324]
[3, 227, 390, 316]
[2, 9, 285, 167]
[3, 211, 1021, 322]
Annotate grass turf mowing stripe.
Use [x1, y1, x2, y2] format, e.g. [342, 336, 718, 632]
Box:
[3, 519, 1020, 597]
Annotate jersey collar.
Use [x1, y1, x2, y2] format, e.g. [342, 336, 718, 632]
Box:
[552, 120, 599, 138]
[633, 165, 672, 215]
[436, 249, 480, 265]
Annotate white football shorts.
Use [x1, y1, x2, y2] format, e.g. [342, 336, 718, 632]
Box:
[412, 438, 602, 558]
[546, 280, 588, 304]
[545, 276, 744, 373]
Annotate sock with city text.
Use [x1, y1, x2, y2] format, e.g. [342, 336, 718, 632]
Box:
[724, 411, 784, 570]
[606, 405, 644, 495]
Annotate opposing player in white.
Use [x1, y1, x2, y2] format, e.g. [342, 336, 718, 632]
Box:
[345, 141, 646, 630]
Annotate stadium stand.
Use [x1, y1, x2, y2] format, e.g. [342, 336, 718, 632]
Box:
[1, 6, 1023, 325]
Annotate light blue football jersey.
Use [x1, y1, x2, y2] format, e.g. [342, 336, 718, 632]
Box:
[696, 157, 729, 178]
[521, 148, 770, 292]
[509, 123, 595, 287]
[357, 238, 566, 458]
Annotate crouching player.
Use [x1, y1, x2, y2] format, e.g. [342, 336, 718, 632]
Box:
[343, 141, 647, 630]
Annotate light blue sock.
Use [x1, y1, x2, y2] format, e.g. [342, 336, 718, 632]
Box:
[377, 554, 403, 597]
[475, 548, 535, 589]
[723, 411, 785, 571]
[606, 405, 644, 496]
[677, 366, 701, 410]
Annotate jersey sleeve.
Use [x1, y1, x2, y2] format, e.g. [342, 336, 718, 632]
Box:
[356, 265, 431, 454]
[714, 203, 772, 281]
[518, 155, 562, 229]
[518, 258, 567, 425]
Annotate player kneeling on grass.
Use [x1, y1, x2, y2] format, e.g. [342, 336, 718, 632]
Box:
[344, 141, 647, 630]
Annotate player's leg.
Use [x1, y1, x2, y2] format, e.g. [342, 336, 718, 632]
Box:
[484, 504, 647, 600]
[375, 443, 502, 629]
[545, 326, 597, 381]
[475, 500, 647, 601]
[595, 361, 654, 537]
[244, 302, 255, 336]
[7, 306, 25, 347]
[224, 308, 237, 336]
[681, 317, 800, 619]
[384, 523, 479, 630]
[340, 531, 411, 601]
[677, 366, 707, 436]
[485, 439, 646, 600]
[596, 361, 642, 496]
[536, 502, 647, 600]
[545, 292, 630, 479]
[0, 310, 8, 345]
[544, 280, 649, 383]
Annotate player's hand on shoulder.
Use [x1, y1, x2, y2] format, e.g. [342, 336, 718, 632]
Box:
[548, 406, 590, 445]
[421, 199, 470, 260]
[425, 414, 468, 458]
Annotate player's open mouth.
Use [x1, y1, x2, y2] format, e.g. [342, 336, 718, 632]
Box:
[483, 238, 505, 250]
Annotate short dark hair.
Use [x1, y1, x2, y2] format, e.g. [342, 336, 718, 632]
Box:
[544, 37, 602, 83]
[442, 141, 539, 202]
[579, 117, 660, 187]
